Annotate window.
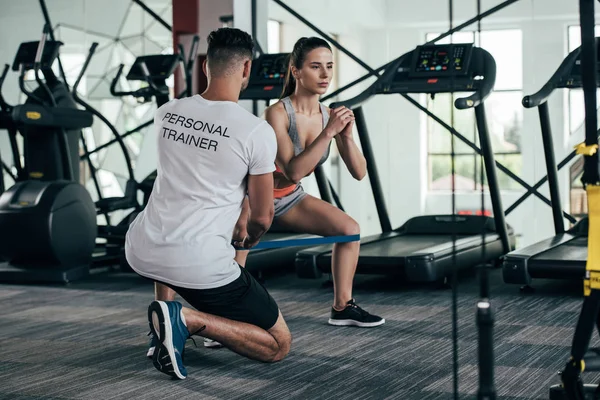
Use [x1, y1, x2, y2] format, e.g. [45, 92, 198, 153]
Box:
[426, 30, 523, 191]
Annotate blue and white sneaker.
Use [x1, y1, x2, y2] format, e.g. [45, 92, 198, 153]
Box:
[148, 301, 189, 379]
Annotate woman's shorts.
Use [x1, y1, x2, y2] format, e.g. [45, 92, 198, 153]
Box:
[273, 184, 307, 217]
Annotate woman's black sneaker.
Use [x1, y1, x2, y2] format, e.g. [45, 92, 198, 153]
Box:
[328, 299, 385, 327]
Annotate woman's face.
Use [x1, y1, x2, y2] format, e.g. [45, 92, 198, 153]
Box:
[293, 47, 333, 95]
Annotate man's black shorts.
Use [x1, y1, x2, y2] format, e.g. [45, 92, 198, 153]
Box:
[164, 266, 279, 331]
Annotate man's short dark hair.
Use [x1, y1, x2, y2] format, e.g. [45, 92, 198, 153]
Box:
[206, 28, 254, 76]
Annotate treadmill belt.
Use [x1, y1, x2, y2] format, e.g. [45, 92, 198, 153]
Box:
[535, 236, 588, 263]
[358, 235, 467, 258]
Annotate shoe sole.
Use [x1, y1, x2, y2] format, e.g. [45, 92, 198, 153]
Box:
[328, 318, 386, 327]
[146, 347, 155, 358]
[148, 301, 186, 380]
[203, 341, 224, 349]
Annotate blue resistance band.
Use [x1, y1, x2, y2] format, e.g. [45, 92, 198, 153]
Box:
[233, 234, 360, 250]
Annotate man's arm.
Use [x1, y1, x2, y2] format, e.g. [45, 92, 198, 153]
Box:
[242, 173, 274, 248]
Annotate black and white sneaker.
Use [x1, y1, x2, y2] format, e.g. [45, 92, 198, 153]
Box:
[328, 299, 385, 327]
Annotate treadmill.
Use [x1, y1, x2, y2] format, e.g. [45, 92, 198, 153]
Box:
[239, 53, 344, 274]
[295, 43, 515, 282]
[502, 41, 599, 285]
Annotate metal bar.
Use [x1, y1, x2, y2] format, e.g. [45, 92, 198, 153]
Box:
[477, 298, 496, 400]
[538, 102, 565, 234]
[565, 293, 600, 379]
[8, 130, 23, 179]
[252, 0, 264, 56]
[38, 0, 69, 88]
[431, 151, 521, 156]
[74, 43, 136, 181]
[80, 130, 105, 205]
[56, 23, 116, 40]
[329, 180, 345, 211]
[1, 160, 15, 182]
[321, 62, 390, 102]
[425, 0, 521, 45]
[272, 0, 376, 74]
[314, 165, 333, 204]
[402, 93, 568, 217]
[143, 3, 171, 33]
[0, 152, 4, 193]
[579, 0, 600, 185]
[81, 119, 153, 159]
[505, 148, 579, 223]
[474, 104, 511, 253]
[132, 0, 172, 32]
[354, 106, 392, 232]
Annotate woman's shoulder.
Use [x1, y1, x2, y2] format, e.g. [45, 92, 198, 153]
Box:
[264, 100, 287, 120]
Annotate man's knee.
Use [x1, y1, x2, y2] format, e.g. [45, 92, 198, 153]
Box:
[268, 329, 292, 363]
[266, 314, 292, 362]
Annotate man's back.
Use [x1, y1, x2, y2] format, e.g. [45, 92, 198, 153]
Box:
[125, 95, 276, 289]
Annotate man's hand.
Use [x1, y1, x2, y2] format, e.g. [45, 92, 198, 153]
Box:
[233, 234, 260, 249]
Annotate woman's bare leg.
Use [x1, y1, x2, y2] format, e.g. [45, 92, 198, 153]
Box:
[274, 195, 360, 309]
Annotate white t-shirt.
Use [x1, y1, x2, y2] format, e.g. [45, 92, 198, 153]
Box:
[125, 95, 277, 289]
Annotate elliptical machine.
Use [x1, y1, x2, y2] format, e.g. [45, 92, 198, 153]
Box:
[71, 38, 198, 268]
[0, 26, 96, 283]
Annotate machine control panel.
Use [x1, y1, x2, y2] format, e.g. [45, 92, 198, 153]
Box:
[240, 53, 289, 100]
[409, 43, 473, 77]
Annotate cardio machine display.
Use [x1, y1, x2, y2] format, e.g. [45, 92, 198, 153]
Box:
[409, 43, 473, 77]
[240, 53, 289, 100]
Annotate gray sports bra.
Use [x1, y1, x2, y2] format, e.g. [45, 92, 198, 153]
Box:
[280, 96, 331, 167]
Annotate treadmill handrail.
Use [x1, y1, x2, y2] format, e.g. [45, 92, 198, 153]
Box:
[455, 49, 497, 110]
[522, 47, 581, 108]
[110, 64, 131, 97]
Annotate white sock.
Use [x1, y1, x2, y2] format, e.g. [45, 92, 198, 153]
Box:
[180, 309, 187, 327]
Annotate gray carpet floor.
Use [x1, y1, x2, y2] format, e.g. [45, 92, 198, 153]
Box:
[0, 266, 598, 400]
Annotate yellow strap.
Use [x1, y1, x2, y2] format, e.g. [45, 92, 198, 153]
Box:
[575, 142, 599, 156]
[585, 186, 600, 294]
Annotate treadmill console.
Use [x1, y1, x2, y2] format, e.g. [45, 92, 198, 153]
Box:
[240, 53, 289, 100]
[11, 41, 63, 72]
[409, 43, 473, 78]
[380, 43, 483, 95]
[126, 54, 180, 82]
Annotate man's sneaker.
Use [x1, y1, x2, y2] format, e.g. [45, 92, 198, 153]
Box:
[328, 299, 385, 327]
[148, 300, 189, 379]
[203, 338, 224, 348]
[147, 331, 158, 358]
